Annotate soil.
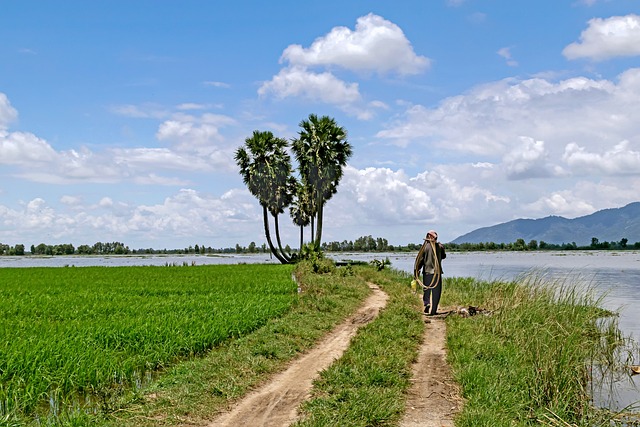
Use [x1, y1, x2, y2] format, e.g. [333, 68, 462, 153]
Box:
[399, 311, 462, 427]
[206, 287, 462, 427]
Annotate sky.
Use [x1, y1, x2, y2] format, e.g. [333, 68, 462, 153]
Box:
[1, 0, 640, 250]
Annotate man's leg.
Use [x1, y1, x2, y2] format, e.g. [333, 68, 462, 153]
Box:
[430, 277, 442, 315]
[422, 274, 432, 313]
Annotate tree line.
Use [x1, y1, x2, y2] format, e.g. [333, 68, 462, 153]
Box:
[445, 237, 640, 251]
[3, 236, 639, 257]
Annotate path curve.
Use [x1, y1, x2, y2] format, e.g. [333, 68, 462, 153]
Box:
[206, 283, 388, 427]
[400, 313, 462, 427]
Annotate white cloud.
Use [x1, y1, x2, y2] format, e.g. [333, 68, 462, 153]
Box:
[110, 103, 170, 119]
[258, 67, 375, 119]
[0, 93, 18, 128]
[563, 14, 640, 61]
[281, 13, 430, 76]
[497, 47, 518, 67]
[0, 188, 264, 248]
[203, 81, 231, 89]
[503, 137, 561, 179]
[1, 94, 239, 183]
[0, 131, 58, 165]
[524, 192, 596, 218]
[563, 140, 640, 175]
[259, 14, 426, 119]
[376, 69, 640, 179]
[259, 67, 360, 104]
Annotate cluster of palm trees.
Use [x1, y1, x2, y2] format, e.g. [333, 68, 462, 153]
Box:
[235, 114, 353, 264]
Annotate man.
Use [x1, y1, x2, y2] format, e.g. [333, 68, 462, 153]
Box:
[416, 230, 446, 315]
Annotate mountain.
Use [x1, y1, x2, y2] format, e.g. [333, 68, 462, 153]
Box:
[451, 202, 640, 246]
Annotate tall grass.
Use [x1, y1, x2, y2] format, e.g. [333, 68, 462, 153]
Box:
[0, 264, 296, 424]
[443, 275, 632, 426]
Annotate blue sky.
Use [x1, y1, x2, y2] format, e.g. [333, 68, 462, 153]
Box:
[2, 0, 640, 250]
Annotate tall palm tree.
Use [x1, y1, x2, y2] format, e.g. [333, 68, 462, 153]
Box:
[289, 182, 312, 251]
[292, 114, 353, 247]
[235, 130, 293, 264]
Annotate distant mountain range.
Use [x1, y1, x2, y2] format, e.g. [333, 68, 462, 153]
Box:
[451, 202, 640, 246]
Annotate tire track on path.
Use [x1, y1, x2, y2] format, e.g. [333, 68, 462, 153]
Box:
[206, 283, 388, 427]
[400, 312, 462, 427]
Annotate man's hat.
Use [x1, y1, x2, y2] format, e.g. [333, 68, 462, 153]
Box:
[425, 230, 438, 240]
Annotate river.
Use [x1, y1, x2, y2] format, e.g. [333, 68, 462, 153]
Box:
[2, 250, 639, 410]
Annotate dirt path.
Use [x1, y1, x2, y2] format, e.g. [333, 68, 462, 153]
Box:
[400, 311, 462, 427]
[207, 283, 388, 427]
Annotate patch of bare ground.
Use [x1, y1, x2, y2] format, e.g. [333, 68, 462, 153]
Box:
[400, 309, 463, 427]
[205, 283, 388, 427]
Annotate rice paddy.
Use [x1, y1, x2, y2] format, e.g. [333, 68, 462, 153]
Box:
[0, 264, 296, 422]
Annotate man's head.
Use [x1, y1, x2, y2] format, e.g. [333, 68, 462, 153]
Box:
[425, 230, 438, 241]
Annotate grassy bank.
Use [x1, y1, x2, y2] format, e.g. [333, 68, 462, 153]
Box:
[443, 275, 635, 426]
[292, 266, 425, 426]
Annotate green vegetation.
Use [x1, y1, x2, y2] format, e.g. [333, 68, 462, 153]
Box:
[444, 275, 634, 426]
[0, 264, 297, 425]
[293, 266, 424, 426]
[235, 114, 353, 263]
[446, 236, 640, 251]
[1, 260, 635, 426]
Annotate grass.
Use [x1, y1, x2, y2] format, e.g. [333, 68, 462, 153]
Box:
[293, 266, 425, 426]
[94, 260, 369, 426]
[2, 260, 635, 426]
[0, 264, 299, 425]
[442, 275, 634, 426]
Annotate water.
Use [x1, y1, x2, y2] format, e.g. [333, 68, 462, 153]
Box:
[331, 250, 640, 411]
[2, 250, 639, 410]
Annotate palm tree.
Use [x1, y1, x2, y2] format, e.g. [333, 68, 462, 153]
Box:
[235, 130, 293, 264]
[292, 114, 353, 247]
[289, 182, 312, 251]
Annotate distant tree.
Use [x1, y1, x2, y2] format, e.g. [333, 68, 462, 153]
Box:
[620, 238, 628, 248]
[528, 240, 538, 250]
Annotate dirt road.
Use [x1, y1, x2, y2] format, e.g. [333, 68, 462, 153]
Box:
[400, 313, 461, 426]
[207, 288, 461, 427]
[207, 283, 388, 427]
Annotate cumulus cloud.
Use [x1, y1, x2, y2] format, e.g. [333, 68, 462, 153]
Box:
[376, 69, 640, 178]
[0, 188, 264, 248]
[563, 140, 640, 175]
[324, 165, 511, 242]
[281, 13, 430, 76]
[260, 14, 427, 119]
[258, 67, 376, 119]
[563, 14, 640, 61]
[503, 137, 563, 179]
[0, 94, 238, 184]
[0, 93, 18, 128]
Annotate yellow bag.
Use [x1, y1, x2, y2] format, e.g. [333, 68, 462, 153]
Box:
[410, 279, 417, 292]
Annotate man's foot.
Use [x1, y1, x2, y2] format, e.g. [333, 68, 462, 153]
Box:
[424, 305, 430, 313]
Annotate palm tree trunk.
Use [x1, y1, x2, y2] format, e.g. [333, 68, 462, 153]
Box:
[314, 201, 324, 247]
[263, 206, 288, 264]
[273, 214, 291, 262]
[299, 225, 304, 252]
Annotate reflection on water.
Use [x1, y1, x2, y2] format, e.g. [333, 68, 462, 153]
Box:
[3, 250, 639, 411]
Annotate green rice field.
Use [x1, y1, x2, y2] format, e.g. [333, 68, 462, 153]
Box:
[0, 264, 296, 422]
